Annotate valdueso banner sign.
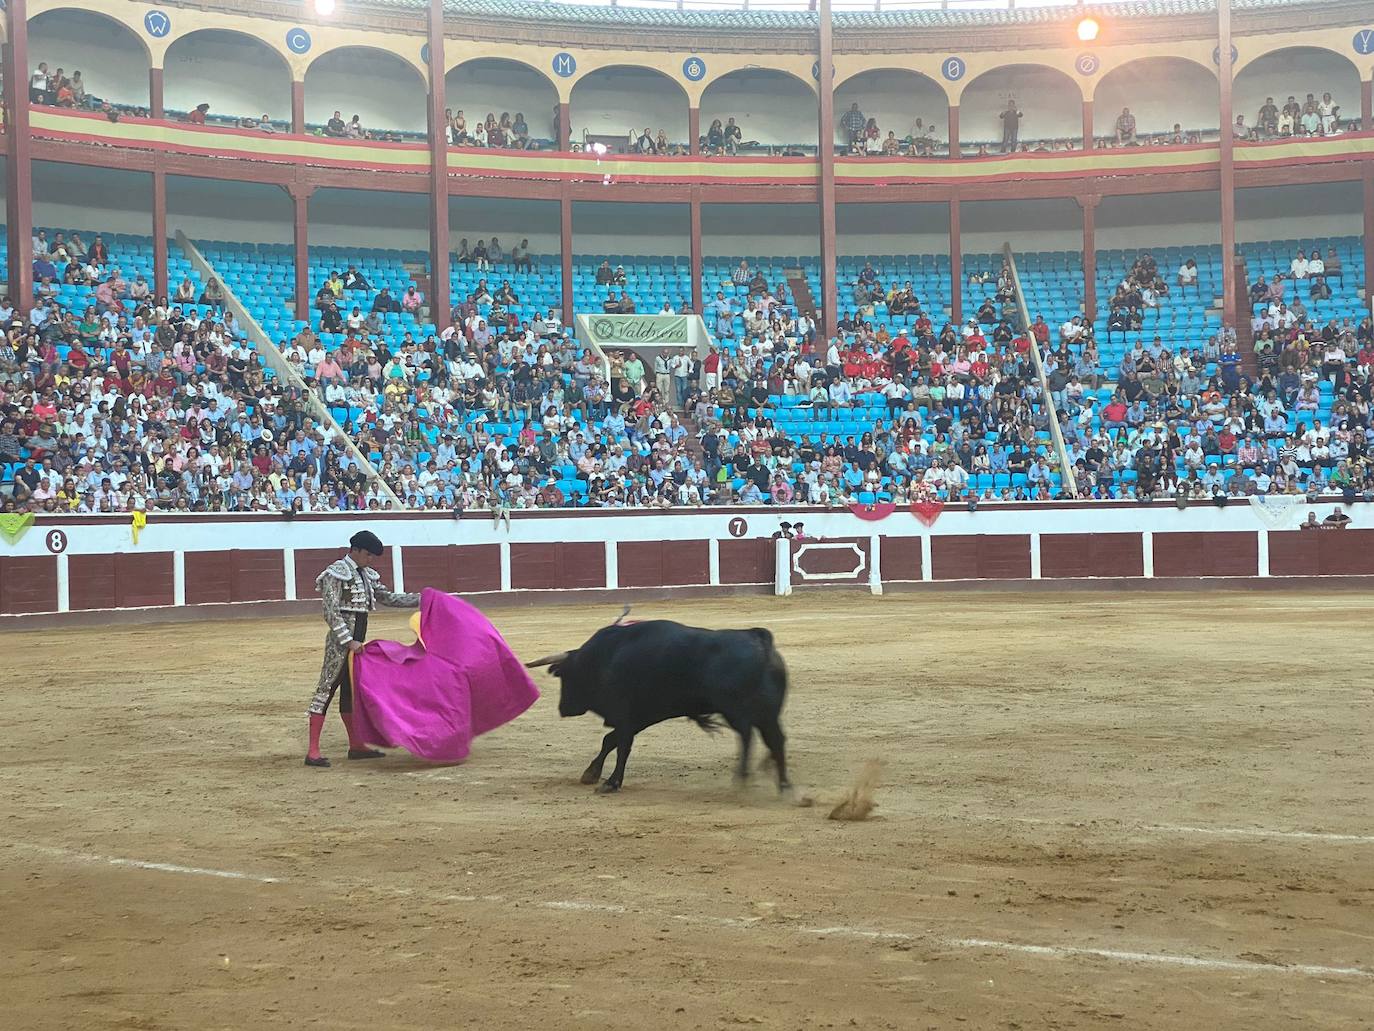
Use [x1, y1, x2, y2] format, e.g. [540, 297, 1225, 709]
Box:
[583, 315, 690, 346]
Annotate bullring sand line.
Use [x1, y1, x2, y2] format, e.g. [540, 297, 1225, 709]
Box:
[8, 841, 1371, 982]
[942, 812, 1374, 844]
[383, 768, 1374, 845]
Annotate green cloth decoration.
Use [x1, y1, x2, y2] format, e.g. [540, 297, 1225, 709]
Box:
[0, 512, 35, 545]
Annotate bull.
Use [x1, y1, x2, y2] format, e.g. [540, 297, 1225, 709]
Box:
[525, 612, 790, 795]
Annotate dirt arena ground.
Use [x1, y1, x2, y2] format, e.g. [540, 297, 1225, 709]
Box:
[4, 590, 1372, 1030]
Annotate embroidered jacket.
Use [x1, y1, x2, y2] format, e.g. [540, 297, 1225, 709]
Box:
[317, 555, 419, 647]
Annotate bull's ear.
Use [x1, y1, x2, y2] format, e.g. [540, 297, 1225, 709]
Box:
[525, 649, 571, 670]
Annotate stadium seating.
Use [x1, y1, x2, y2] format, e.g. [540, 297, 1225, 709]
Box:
[6, 225, 1370, 511]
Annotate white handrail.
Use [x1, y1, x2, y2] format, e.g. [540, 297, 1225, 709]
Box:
[1001, 242, 1077, 497]
[175, 230, 403, 506]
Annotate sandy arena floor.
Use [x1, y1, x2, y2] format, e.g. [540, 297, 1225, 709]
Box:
[3, 591, 1372, 1030]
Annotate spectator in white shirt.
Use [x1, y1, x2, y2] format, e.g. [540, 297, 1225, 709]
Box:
[1177, 259, 1198, 293]
[1289, 250, 1310, 280]
[944, 462, 969, 494]
[1318, 93, 1338, 135]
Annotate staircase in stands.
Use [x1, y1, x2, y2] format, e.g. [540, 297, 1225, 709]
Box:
[1232, 257, 1258, 378]
[785, 268, 817, 323]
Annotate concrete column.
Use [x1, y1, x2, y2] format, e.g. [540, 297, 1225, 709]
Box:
[949, 197, 963, 325]
[560, 190, 574, 326]
[688, 107, 700, 156]
[290, 184, 313, 322]
[152, 169, 168, 300]
[426, 0, 451, 331]
[689, 192, 703, 314]
[1363, 164, 1374, 318]
[1080, 193, 1098, 321]
[817, 0, 838, 339]
[1217, 0, 1238, 329]
[1082, 99, 1094, 150]
[149, 67, 164, 120]
[3, 0, 34, 314]
[291, 80, 305, 135]
[947, 105, 960, 160]
[557, 101, 571, 151]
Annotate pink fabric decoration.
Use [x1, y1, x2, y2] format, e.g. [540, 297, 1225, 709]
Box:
[351, 588, 539, 762]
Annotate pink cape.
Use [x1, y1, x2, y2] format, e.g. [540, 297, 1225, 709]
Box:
[351, 588, 539, 762]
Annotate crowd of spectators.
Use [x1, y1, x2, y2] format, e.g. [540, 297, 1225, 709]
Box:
[1039, 247, 1374, 502]
[1, 233, 371, 515]
[274, 241, 1068, 510]
[26, 50, 1356, 159]
[1243, 92, 1345, 140]
[11, 219, 1374, 514]
[28, 60, 131, 121]
[446, 108, 539, 150]
[1103, 107, 1207, 148]
[838, 102, 944, 157]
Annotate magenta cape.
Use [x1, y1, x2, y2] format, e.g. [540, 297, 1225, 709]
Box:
[351, 588, 539, 762]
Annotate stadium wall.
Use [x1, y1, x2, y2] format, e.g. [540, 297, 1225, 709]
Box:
[17, 166, 1366, 261]
[4, 503, 1372, 622]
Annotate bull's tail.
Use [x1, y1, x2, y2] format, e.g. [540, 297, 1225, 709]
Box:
[689, 715, 724, 734]
[750, 628, 789, 704]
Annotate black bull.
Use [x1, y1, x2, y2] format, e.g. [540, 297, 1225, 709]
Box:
[525, 619, 791, 795]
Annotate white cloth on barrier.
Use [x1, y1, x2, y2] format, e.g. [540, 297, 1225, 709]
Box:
[1249, 494, 1303, 530]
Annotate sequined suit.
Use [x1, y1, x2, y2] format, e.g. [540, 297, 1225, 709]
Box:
[308, 555, 419, 716]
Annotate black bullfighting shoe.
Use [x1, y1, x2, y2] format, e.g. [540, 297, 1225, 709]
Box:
[304, 756, 332, 768]
[347, 748, 386, 760]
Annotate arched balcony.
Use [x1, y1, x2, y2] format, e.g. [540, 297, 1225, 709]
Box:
[304, 47, 427, 138]
[163, 29, 291, 128]
[27, 8, 151, 113]
[700, 69, 817, 156]
[1092, 57, 1219, 146]
[446, 58, 559, 150]
[569, 66, 690, 154]
[834, 69, 949, 157]
[1233, 47, 1362, 140]
[958, 64, 1083, 155]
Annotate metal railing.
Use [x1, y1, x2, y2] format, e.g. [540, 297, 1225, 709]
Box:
[1001, 242, 1077, 497]
[176, 230, 403, 507]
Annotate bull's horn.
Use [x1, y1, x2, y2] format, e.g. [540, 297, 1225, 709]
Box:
[524, 651, 570, 669]
[613, 605, 632, 626]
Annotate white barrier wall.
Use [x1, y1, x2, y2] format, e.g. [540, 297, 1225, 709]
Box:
[4, 500, 1371, 620]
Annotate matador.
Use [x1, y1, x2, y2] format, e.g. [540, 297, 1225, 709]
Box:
[305, 530, 419, 767]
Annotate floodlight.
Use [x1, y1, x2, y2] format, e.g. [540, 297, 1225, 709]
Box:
[1077, 17, 1100, 42]
[315, 0, 337, 16]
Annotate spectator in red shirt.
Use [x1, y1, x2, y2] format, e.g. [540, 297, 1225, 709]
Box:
[153, 368, 178, 396]
[110, 340, 132, 377]
[32, 392, 58, 422]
